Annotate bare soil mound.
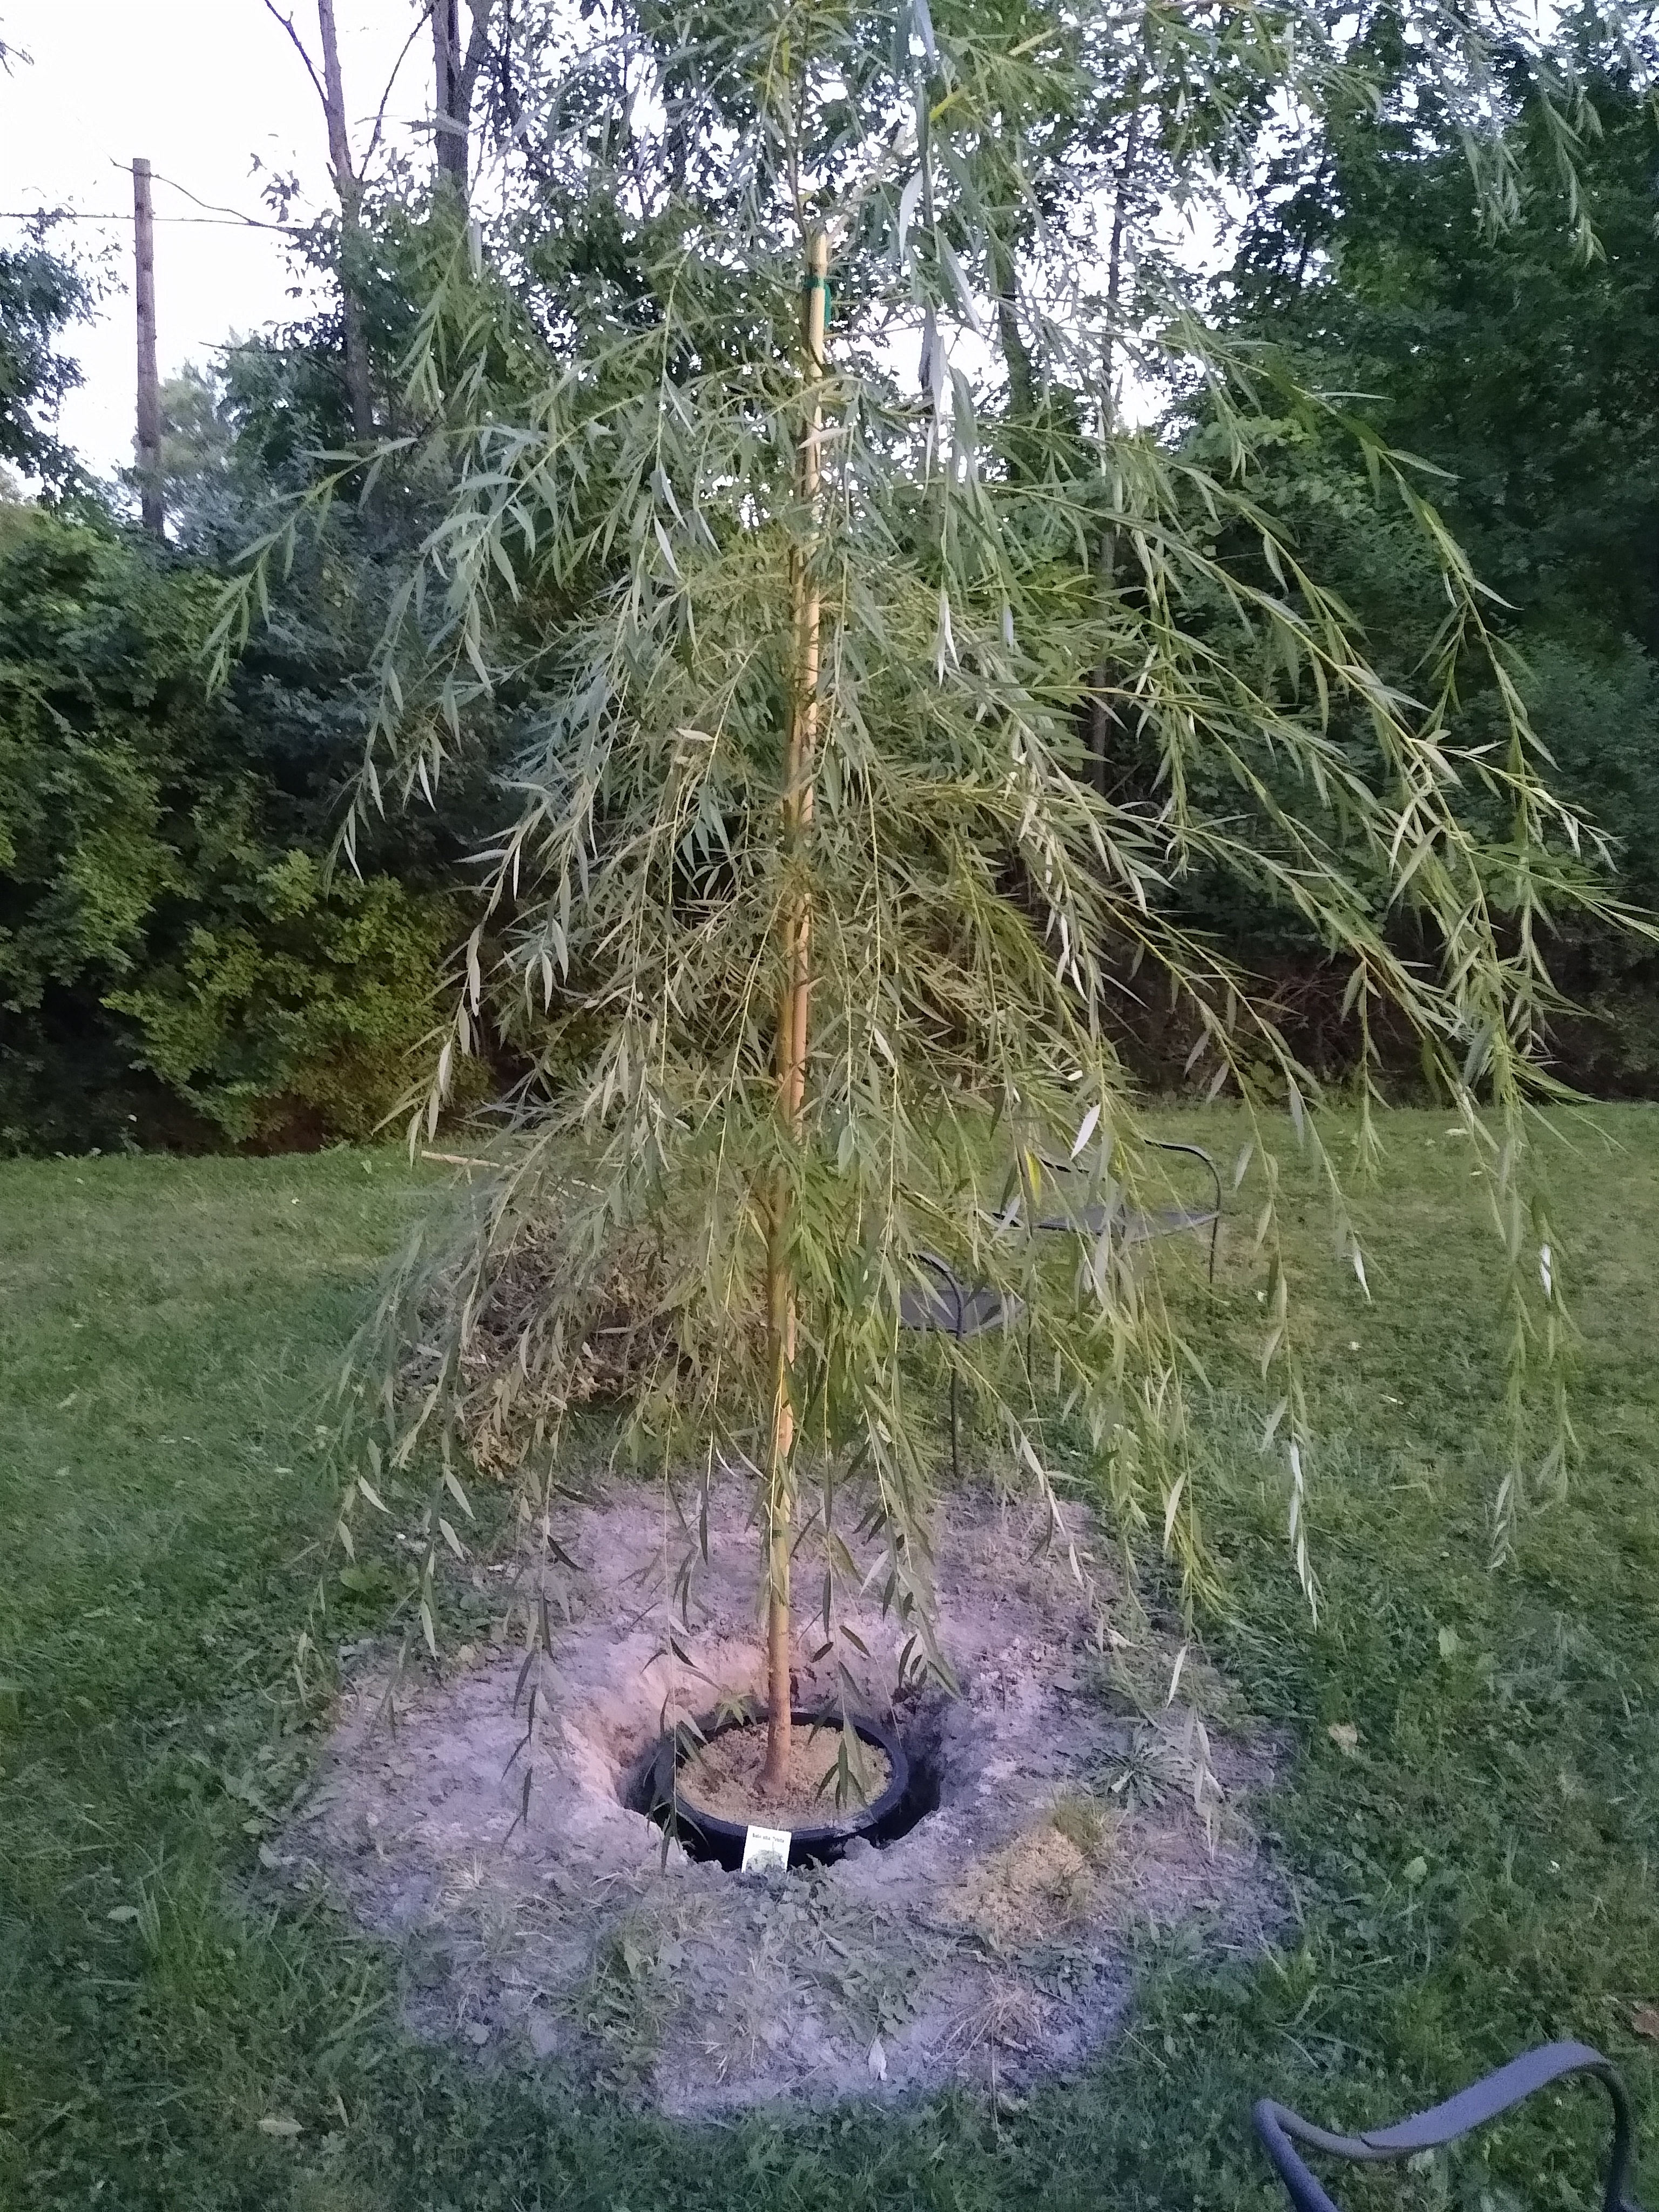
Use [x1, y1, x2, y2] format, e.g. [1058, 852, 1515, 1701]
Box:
[678, 1721, 892, 1825]
[275, 1482, 1278, 2114]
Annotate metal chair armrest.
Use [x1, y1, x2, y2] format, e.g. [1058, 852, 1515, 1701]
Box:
[1254, 2042, 1643, 2212]
[909, 1250, 966, 1338]
[1142, 1137, 1222, 1281]
[1142, 1136, 1222, 1215]
[1036, 1137, 1218, 1200]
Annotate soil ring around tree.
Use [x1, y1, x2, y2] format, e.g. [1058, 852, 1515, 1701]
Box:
[273, 1479, 1282, 2115]
[654, 1705, 911, 1868]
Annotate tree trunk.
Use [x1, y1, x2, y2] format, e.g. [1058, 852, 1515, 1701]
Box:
[989, 225, 1037, 474]
[316, 0, 373, 443]
[433, 1, 494, 195]
[989, 124, 1036, 468]
[758, 226, 829, 1799]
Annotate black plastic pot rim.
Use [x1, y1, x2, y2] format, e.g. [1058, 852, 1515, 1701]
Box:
[651, 1703, 911, 1870]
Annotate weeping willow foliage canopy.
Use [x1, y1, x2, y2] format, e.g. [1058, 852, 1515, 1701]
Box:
[219, 0, 1647, 1766]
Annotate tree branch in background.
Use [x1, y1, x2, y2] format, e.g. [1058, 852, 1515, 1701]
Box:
[987, 123, 1037, 452]
[260, 2, 329, 122]
[432, 0, 495, 194]
[257, 0, 374, 440]
[1089, 70, 1145, 796]
[479, 0, 555, 190]
[362, 3, 438, 176]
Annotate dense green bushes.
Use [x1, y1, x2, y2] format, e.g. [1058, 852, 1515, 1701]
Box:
[8, 29, 1659, 1152]
[105, 854, 463, 1147]
[0, 237, 91, 497]
[1208, 53, 1659, 1085]
[0, 503, 457, 1152]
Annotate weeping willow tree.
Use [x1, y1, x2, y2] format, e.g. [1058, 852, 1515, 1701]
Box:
[219, 0, 1645, 1779]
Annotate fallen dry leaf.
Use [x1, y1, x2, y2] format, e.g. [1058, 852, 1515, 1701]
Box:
[1327, 1723, 1359, 1755]
[1631, 2005, 1659, 2041]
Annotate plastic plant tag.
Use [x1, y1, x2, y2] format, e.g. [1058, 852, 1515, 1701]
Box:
[740, 1825, 791, 1873]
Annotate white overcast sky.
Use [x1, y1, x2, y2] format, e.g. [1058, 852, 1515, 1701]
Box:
[0, 0, 1237, 482]
[0, 2, 430, 480]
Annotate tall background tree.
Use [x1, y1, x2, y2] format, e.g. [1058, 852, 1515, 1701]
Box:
[0, 222, 94, 498]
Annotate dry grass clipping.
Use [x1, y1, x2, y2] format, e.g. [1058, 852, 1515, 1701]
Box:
[942, 1817, 1106, 1951]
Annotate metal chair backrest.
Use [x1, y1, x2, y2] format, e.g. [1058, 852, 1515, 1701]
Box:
[1255, 2042, 1643, 2212]
[893, 1134, 1224, 1480]
[1014, 1135, 1223, 1283]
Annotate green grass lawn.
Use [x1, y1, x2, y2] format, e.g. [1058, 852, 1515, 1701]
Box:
[2, 1115, 1657, 2211]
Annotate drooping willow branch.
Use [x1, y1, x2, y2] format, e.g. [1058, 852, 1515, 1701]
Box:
[203, 0, 1657, 1701]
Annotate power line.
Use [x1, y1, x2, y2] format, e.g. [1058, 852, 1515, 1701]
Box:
[0, 210, 308, 230]
[128, 164, 314, 234]
[3, 163, 323, 234]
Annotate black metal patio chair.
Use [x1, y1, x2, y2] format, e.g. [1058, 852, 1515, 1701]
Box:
[1255, 2040, 1644, 2212]
[898, 1137, 1224, 1480]
[1016, 1135, 1224, 1284]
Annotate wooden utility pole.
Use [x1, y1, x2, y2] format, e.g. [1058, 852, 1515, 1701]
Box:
[315, 0, 374, 442]
[132, 157, 163, 537]
[758, 226, 830, 1798]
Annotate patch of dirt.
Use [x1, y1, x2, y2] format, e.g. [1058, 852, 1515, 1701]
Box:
[277, 1481, 1279, 2114]
[941, 1821, 1100, 1951]
[679, 1721, 891, 1826]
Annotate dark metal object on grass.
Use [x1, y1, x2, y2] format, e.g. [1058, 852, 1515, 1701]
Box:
[1255, 2041, 1644, 2212]
[1029, 1136, 1223, 1284]
[897, 1252, 1023, 1482]
[897, 1141, 1223, 1482]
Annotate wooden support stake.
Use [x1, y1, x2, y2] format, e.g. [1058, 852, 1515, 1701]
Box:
[132, 158, 163, 538]
[759, 227, 830, 1798]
